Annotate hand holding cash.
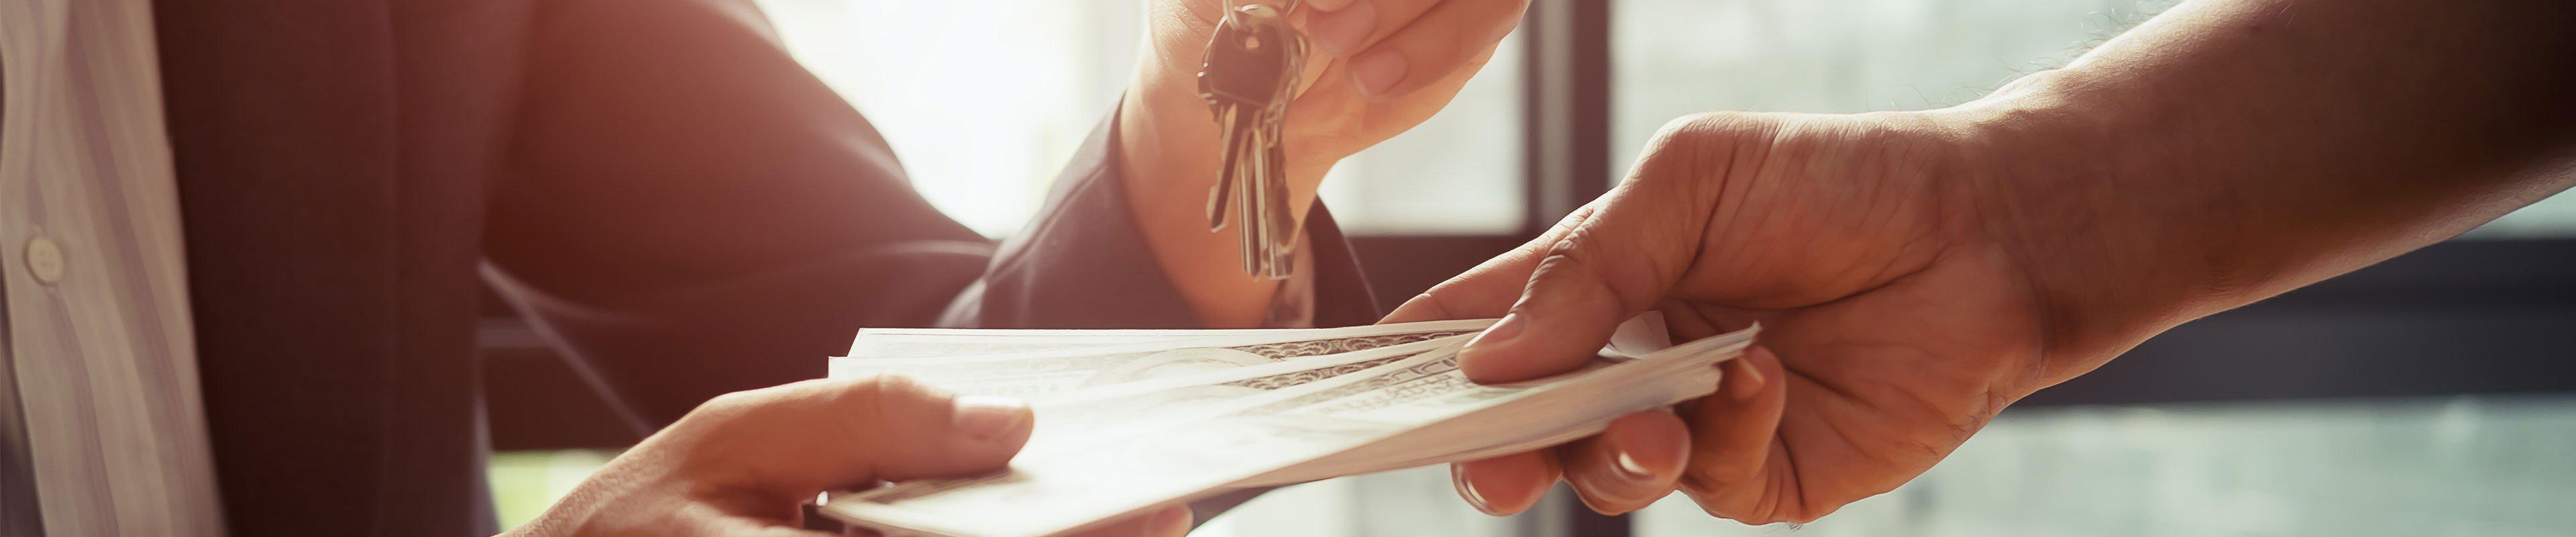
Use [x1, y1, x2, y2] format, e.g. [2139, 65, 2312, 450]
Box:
[817, 315, 1756, 537]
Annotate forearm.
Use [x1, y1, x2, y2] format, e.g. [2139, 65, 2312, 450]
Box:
[1117, 62, 1330, 328]
[1975, 0, 2576, 367]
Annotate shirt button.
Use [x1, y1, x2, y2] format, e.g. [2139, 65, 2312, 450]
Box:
[25, 236, 64, 285]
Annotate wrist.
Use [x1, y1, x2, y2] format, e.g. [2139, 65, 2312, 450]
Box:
[1118, 71, 1224, 219]
[1114, 68, 1308, 328]
[1118, 64, 1333, 218]
[1944, 71, 2203, 378]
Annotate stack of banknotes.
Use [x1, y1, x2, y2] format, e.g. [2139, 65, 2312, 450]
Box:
[816, 314, 1757, 537]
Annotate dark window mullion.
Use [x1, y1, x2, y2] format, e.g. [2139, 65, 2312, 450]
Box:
[1519, 1, 1629, 536]
[1521, 0, 1615, 237]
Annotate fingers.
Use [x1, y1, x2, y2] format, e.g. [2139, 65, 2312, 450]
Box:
[1560, 410, 1691, 515]
[694, 376, 1035, 497]
[846, 376, 1036, 481]
[1458, 183, 1705, 384]
[1448, 410, 1688, 517]
[1299, 0, 1529, 99]
[1383, 203, 1599, 324]
[842, 507, 1187, 537]
[1450, 450, 1560, 516]
[1676, 346, 1796, 522]
[1381, 238, 1546, 324]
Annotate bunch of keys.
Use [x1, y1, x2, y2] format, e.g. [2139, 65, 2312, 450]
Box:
[1197, 1, 1307, 281]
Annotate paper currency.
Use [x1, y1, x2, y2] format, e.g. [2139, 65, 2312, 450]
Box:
[844, 320, 1495, 359]
[814, 318, 1756, 537]
[1016, 336, 1470, 445]
[828, 320, 1494, 397]
[849, 327, 1293, 358]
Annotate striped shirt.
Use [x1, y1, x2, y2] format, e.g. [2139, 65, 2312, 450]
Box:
[1, 0, 228, 534]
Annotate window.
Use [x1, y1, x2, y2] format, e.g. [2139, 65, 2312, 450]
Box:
[2471, 194, 2576, 238]
[751, 0, 1523, 236]
[1633, 395, 2576, 536]
[1612, 0, 2171, 179]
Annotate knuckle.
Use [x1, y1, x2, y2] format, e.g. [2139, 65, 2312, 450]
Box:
[824, 375, 914, 447]
[676, 385, 786, 435]
[1633, 112, 1770, 185]
[1650, 112, 1752, 150]
[850, 374, 938, 418]
[1397, 291, 1457, 320]
[694, 388, 769, 418]
[1538, 224, 1671, 314]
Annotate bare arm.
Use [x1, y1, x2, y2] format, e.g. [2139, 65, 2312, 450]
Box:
[1408, 0, 2576, 522]
[1984, 0, 2576, 375]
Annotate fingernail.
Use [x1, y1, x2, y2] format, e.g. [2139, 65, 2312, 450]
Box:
[1612, 449, 1653, 481]
[1466, 313, 1527, 350]
[1144, 505, 1193, 536]
[1729, 356, 1768, 402]
[1303, 1, 1376, 54]
[1351, 50, 1407, 99]
[952, 395, 1031, 442]
[1452, 466, 1503, 516]
[1458, 314, 1529, 381]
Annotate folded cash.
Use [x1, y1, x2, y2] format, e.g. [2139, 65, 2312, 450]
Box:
[828, 320, 1494, 398]
[843, 324, 1479, 358]
[817, 316, 1756, 537]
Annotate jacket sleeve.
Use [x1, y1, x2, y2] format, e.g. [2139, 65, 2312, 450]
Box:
[941, 109, 1383, 330]
[481, 0, 1378, 426]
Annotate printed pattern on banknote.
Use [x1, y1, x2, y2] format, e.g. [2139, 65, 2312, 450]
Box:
[1221, 332, 1464, 360]
[844, 331, 1475, 397]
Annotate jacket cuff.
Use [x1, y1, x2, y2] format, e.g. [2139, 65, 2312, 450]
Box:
[943, 104, 1381, 328]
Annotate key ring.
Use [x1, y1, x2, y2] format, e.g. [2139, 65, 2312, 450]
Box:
[1222, 0, 1305, 13]
[1220, 0, 1307, 28]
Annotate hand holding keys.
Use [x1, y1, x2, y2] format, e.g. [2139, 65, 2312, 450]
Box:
[1197, 2, 1305, 281]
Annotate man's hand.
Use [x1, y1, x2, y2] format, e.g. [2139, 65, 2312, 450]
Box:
[1390, 0, 2576, 523]
[505, 376, 1190, 536]
[1122, 0, 1532, 328]
[1383, 110, 2050, 522]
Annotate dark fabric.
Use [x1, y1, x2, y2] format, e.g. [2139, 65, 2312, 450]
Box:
[0, 228, 34, 537]
[150, 0, 1378, 535]
[946, 107, 1383, 330]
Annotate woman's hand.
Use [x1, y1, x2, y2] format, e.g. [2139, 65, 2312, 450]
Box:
[1120, 0, 1532, 328]
[1130, 0, 1531, 191]
[505, 376, 1190, 536]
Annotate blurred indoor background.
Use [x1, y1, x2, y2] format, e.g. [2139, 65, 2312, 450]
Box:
[480, 1, 2576, 535]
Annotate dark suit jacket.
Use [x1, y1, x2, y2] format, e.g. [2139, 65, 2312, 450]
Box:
[150, 0, 1379, 534]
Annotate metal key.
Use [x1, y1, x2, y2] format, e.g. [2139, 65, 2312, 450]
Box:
[1197, 1, 1305, 280]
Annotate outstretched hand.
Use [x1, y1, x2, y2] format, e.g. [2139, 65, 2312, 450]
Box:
[1387, 111, 2054, 522]
[506, 376, 1191, 536]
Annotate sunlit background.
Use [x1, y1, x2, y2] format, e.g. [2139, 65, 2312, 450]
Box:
[487, 1, 2576, 535]
[745, 0, 1522, 237]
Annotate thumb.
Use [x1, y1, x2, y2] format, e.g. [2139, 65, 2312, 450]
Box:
[842, 375, 1035, 481]
[700, 375, 1034, 497]
[1457, 148, 1711, 384]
